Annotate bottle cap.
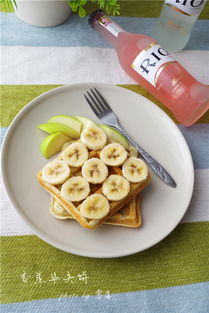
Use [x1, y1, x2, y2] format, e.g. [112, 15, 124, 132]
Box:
[88, 10, 105, 28]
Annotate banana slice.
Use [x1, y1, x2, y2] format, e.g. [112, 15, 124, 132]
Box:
[122, 157, 148, 183]
[82, 158, 108, 184]
[102, 175, 130, 201]
[61, 176, 90, 202]
[62, 142, 88, 167]
[128, 146, 138, 158]
[61, 140, 76, 152]
[42, 160, 70, 185]
[50, 198, 71, 219]
[80, 194, 110, 219]
[80, 124, 107, 150]
[100, 143, 128, 166]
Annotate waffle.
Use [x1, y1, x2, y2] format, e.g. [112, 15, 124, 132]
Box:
[50, 193, 142, 228]
[105, 194, 141, 228]
[37, 149, 151, 229]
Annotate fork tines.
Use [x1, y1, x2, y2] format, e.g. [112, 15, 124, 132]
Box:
[84, 88, 111, 117]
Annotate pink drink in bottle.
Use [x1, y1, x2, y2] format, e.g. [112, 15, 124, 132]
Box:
[89, 10, 209, 126]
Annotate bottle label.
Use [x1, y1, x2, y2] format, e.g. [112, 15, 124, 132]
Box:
[98, 15, 123, 37]
[132, 42, 176, 87]
[165, 0, 206, 16]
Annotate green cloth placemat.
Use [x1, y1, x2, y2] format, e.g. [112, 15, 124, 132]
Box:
[1, 85, 209, 127]
[1, 222, 209, 303]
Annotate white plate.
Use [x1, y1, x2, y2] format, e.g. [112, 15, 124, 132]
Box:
[1, 83, 194, 258]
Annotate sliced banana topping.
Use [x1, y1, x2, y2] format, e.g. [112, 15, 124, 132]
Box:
[100, 143, 128, 166]
[61, 141, 76, 152]
[82, 158, 108, 184]
[62, 142, 88, 167]
[50, 199, 71, 219]
[42, 160, 70, 185]
[128, 146, 138, 158]
[80, 124, 107, 150]
[61, 176, 90, 202]
[80, 194, 110, 219]
[122, 157, 148, 183]
[102, 174, 130, 201]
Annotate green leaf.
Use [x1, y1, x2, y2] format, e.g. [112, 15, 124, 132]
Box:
[107, 0, 117, 5]
[79, 0, 87, 6]
[12, 0, 17, 8]
[98, 0, 105, 9]
[4, 0, 10, 11]
[67, 0, 120, 17]
[70, 2, 79, 12]
[0, 0, 15, 12]
[114, 8, 120, 16]
[1, 0, 17, 8]
[79, 6, 86, 17]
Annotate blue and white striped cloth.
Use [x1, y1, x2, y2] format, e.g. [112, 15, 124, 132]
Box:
[1, 6, 209, 313]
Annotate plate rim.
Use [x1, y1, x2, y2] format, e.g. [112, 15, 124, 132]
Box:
[1, 83, 194, 258]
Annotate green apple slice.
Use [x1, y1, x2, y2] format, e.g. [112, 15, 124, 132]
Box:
[74, 116, 96, 129]
[98, 124, 129, 149]
[74, 116, 129, 148]
[40, 132, 70, 159]
[38, 123, 79, 138]
[48, 115, 82, 135]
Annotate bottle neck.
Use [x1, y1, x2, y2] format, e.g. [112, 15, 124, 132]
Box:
[90, 11, 125, 49]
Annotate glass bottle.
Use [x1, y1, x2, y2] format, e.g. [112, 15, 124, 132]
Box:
[89, 10, 209, 126]
[152, 0, 207, 52]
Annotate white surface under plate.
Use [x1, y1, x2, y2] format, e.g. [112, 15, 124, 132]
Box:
[1, 83, 194, 258]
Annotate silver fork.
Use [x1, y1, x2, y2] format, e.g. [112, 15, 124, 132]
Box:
[84, 87, 176, 188]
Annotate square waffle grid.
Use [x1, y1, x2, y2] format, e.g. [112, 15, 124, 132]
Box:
[50, 193, 142, 228]
[37, 149, 151, 229]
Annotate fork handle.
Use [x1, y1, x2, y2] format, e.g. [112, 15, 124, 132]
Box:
[112, 125, 177, 188]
